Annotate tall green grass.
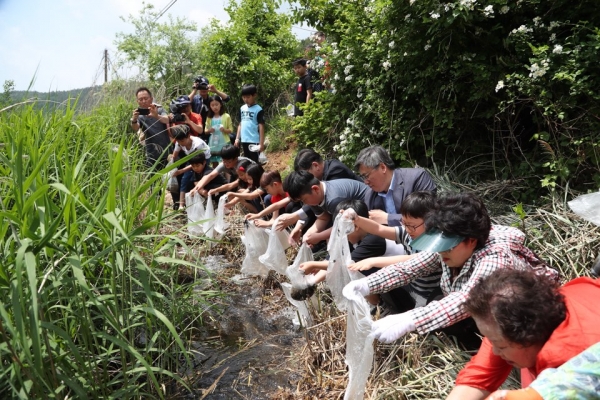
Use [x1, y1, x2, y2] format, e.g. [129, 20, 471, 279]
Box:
[0, 97, 212, 398]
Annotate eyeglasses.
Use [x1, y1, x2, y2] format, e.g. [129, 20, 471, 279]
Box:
[402, 221, 424, 232]
[359, 168, 377, 181]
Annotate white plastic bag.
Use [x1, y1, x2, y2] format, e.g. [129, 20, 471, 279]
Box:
[344, 295, 374, 400]
[258, 216, 290, 274]
[568, 191, 600, 226]
[185, 192, 204, 236]
[166, 172, 179, 193]
[214, 194, 230, 235]
[241, 222, 270, 277]
[258, 152, 268, 164]
[281, 282, 314, 327]
[203, 195, 215, 239]
[286, 243, 314, 289]
[326, 212, 362, 311]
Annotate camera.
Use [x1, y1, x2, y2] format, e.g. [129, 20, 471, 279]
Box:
[194, 75, 209, 90]
[169, 103, 186, 122]
[137, 108, 150, 116]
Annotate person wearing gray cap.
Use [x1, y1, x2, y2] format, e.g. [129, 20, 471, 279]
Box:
[343, 192, 559, 348]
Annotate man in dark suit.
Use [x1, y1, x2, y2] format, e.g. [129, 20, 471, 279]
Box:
[354, 146, 436, 227]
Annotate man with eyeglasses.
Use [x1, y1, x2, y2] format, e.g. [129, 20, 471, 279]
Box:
[354, 145, 436, 227]
[343, 192, 558, 348]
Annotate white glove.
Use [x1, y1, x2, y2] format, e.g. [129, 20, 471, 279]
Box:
[369, 312, 416, 343]
[342, 208, 357, 221]
[342, 279, 370, 301]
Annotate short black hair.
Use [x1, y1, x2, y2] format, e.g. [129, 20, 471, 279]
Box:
[221, 144, 240, 160]
[294, 149, 323, 171]
[172, 125, 190, 140]
[425, 192, 491, 249]
[334, 199, 369, 219]
[283, 170, 320, 201]
[292, 58, 307, 67]
[189, 152, 206, 165]
[400, 191, 437, 219]
[136, 87, 152, 97]
[464, 268, 565, 348]
[241, 84, 257, 96]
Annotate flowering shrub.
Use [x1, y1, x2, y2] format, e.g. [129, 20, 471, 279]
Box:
[292, 0, 600, 199]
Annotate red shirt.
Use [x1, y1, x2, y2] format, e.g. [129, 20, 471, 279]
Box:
[455, 277, 600, 392]
[172, 112, 203, 137]
[271, 192, 289, 204]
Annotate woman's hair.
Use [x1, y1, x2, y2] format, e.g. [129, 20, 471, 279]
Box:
[207, 95, 225, 118]
[236, 159, 253, 189]
[464, 268, 566, 347]
[245, 163, 264, 190]
[425, 192, 491, 249]
[260, 170, 282, 187]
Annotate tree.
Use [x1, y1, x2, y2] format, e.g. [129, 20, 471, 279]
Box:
[115, 3, 199, 98]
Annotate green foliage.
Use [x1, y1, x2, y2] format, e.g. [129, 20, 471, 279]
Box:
[199, 0, 298, 120]
[291, 0, 600, 200]
[0, 95, 215, 398]
[115, 3, 199, 98]
[1, 80, 14, 108]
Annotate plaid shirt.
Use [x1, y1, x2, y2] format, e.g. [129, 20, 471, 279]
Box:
[366, 225, 558, 334]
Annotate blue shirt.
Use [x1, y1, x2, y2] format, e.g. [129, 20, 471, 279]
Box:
[240, 104, 264, 143]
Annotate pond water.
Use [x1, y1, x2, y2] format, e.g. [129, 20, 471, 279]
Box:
[186, 255, 303, 399]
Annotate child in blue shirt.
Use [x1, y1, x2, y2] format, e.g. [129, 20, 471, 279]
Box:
[234, 84, 265, 164]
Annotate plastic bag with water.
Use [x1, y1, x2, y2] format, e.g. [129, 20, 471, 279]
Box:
[568, 191, 600, 226]
[241, 222, 270, 277]
[185, 192, 204, 236]
[281, 282, 314, 327]
[214, 194, 230, 235]
[326, 213, 362, 311]
[258, 216, 290, 274]
[286, 242, 314, 289]
[344, 294, 374, 400]
[203, 195, 215, 239]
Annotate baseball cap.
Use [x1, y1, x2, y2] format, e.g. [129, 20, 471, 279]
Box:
[410, 229, 464, 253]
[175, 95, 191, 105]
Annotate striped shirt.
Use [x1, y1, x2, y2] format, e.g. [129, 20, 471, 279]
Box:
[367, 225, 558, 334]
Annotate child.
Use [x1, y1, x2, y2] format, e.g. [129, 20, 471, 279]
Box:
[189, 152, 227, 199]
[245, 171, 289, 228]
[205, 95, 233, 166]
[226, 163, 265, 213]
[234, 84, 264, 164]
[168, 95, 203, 136]
[190, 144, 255, 197]
[292, 59, 313, 117]
[170, 125, 211, 209]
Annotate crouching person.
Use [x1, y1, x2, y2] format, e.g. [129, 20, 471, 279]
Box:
[343, 192, 558, 349]
[447, 268, 600, 400]
[189, 152, 227, 200]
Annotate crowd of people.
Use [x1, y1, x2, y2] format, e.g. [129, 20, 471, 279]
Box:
[129, 54, 599, 400]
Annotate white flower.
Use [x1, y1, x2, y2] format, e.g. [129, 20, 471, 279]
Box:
[405, 14, 411, 20]
[340, 134, 346, 140]
[332, 49, 339, 55]
[333, 145, 339, 152]
[344, 65, 354, 74]
[430, 12, 440, 19]
[511, 25, 533, 35]
[550, 33, 557, 42]
[346, 53, 353, 60]
[424, 44, 431, 51]
[495, 80, 505, 92]
[483, 5, 494, 17]
[459, 0, 477, 10]
[404, 52, 408, 56]
[353, 133, 360, 137]
[533, 17, 542, 27]
[345, 75, 353, 82]
[548, 21, 559, 30]
[334, 73, 340, 81]
[529, 62, 548, 79]
[389, 41, 395, 48]
[409, 0, 415, 4]
[346, 119, 354, 126]
[499, 5, 509, 14]
[382, 60, 392, 70]
[552, 44, 563, 54]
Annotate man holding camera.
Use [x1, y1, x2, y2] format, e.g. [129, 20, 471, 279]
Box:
[189, 75, 230, 143]
[131, 87, 172, 170]
[168, 95, 203, 136]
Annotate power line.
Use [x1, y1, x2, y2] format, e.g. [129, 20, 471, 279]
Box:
[152, 0, 179, 23]
[292, 25, 319, 33]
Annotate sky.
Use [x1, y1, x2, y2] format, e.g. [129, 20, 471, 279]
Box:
[0, 0, 312, 92]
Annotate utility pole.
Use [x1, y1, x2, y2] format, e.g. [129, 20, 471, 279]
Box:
[104, 49, 108, 84]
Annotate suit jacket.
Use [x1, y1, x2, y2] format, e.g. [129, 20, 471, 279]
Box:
[364, 168, 436, 227]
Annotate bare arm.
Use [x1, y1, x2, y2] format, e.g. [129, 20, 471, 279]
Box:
[306, 88, 313, 103]
[229, 188, 264, 200]
[348, 254, 415, 271]
[354, 215, 397, 241]
[258, 123, 265, 152]
[446, 386, 489, 400]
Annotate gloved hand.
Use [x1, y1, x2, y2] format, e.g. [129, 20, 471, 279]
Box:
[342, 279, 370, 301]
[369, 312, 416, 343]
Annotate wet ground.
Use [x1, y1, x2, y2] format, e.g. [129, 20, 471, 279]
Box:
[185, 255, 303, 399]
